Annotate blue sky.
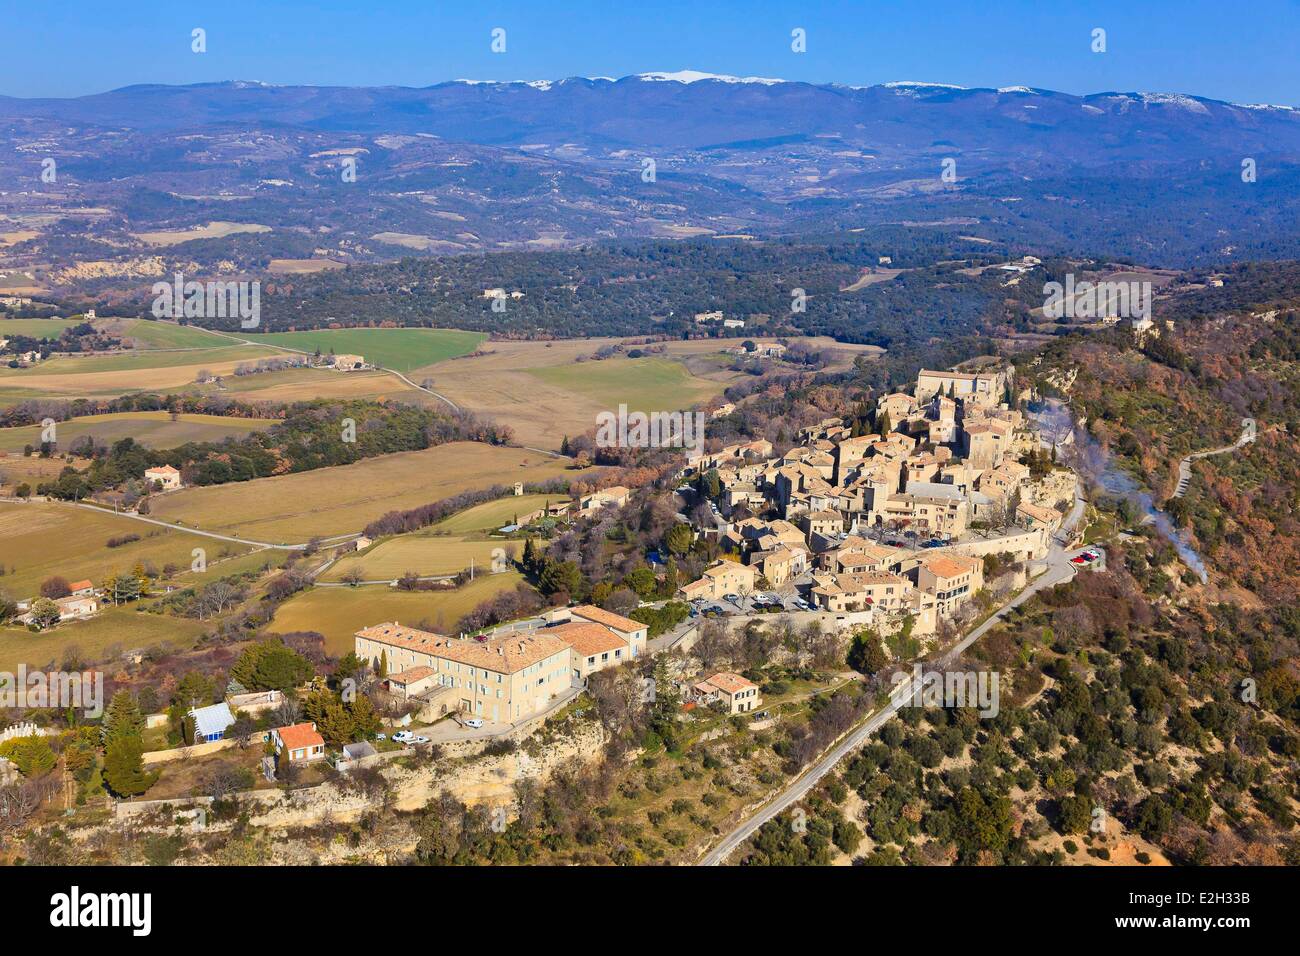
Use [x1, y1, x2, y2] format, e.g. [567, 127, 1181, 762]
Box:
[4, 0, 1298, 104]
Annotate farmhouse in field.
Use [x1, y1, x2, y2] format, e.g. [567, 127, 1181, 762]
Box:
[331, 353, 365, 371]
[144, 464, 182, 490]
[54, 593, 99, 620]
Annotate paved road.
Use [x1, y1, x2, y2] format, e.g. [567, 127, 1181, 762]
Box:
[1172, 418, 1256, 499]
[698, 490, 1089, 866]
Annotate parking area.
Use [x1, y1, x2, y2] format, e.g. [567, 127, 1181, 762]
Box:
[688, 589, 812, 620]
[1066, 546, 1106, 572]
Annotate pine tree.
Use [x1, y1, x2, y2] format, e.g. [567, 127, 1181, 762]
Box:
[662, 560, 679, 598]
[103, 736, 158, 797]
[665, 522, 694, 557]
[316, 697, 355, 746]
[349, 693, 381, 739]
[101, 690, 144, 745]
[377, 649, 388, 679]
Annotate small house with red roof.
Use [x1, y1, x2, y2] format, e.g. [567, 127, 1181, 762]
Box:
[271, 722, 325, 763]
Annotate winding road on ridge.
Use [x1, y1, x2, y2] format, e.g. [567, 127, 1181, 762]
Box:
[697, 486, 1089, 866]
[1171, 417, 1256, 498]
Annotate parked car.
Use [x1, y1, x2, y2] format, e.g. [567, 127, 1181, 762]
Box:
[724, 593, 739, 603]
[391, 731, 415, 743]
[375, 733, 387, 740]
[463, 718, 485, 729]
[408, 735, 430, 744]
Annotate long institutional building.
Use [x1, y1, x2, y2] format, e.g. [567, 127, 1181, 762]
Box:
[355, 605, 647, 724]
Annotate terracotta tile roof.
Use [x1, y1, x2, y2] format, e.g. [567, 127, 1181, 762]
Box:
[923, 554, 981, 579]
[570, 604, 644, 633]
[276, 722, 323, 751]
[848, 571, 911, 587]
[700, 671, 757, 694]
[548, 621, 627, 656]
[704, 561, 755, 581]
[145, 464, 180, 475]
[388, 666, 437, 685]
[356, 622, 570, 674]
[1017, 502, 1059, 523]
[68, 579, 93, 592]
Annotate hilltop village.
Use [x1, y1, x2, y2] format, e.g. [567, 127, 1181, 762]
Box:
[672, 366, 1075, 634]
[352, 364, 1078, 730]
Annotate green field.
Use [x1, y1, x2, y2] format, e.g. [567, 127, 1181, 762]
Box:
[198, 366, 429, 404]
[0, 411, 277, 454]
[0, 318, 81, 339]
[270, 572, 527, 654]
[252, 328, 486, 373]
[526, 356, 723, 411]
[0, 500, 260, 600]
[0, 607, 208, 672]
[116, 320, 234, 349]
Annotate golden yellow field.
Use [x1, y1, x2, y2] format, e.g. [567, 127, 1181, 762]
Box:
[148, 442, 582, 544]
[0, 411, 276, 453]
[421, 336, 883, 449]
[269, 571, 527, 655]
[0, 454, 80, 490]
[424, 340, 736, 449]
[0, 501, 259, 599]
[0, 346, 279, 398]
[320, 535, 517, 582]
[267, 258, 346, 274]
[132, 221, 270, 245]
[0, 607, 209, 672]
[428, 494, 555, 534]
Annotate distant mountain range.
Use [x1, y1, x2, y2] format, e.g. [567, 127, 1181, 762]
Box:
[3, 72, 1300, 286]
[6, 72, 1298, 154]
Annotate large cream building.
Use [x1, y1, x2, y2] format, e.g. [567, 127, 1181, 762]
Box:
[356, 624, 573, 724]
